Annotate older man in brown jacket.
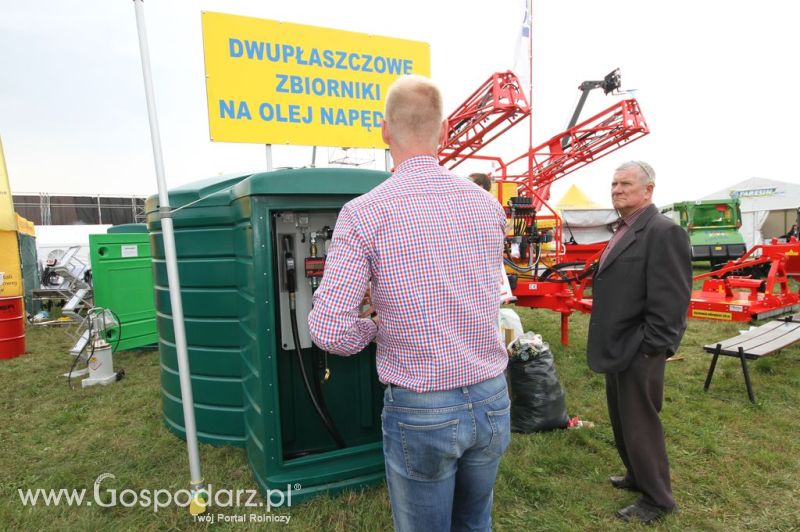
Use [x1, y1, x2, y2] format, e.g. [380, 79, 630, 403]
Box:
[587, 161, 692, 524]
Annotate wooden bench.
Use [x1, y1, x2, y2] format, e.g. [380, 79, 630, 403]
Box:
[703, 314, 800, 402]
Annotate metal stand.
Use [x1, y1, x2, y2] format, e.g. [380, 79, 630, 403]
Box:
[703, 344, 756, 403]
[738, 346, 756, 403]
[703, 343, 721, 392]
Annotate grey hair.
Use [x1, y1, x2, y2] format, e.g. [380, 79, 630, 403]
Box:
[615, 160, 655, 185]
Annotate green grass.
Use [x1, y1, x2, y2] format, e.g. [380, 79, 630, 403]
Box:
[1, 306, 799, 531]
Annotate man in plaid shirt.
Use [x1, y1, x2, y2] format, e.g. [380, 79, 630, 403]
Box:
[309, 75, 510, 532]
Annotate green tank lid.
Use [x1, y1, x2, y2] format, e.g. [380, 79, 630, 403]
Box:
[231, 167, 389, 199]
[145, 172, 254, 214]
[107, 223, 148, 234]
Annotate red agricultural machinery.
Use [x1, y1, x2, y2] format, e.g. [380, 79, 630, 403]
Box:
[439, 70, 800, 342]
[689, 237, 800, 322]
[439, 68, 649, 344]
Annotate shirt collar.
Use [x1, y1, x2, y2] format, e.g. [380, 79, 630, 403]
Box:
[619, 204, 650, 226]
[392, 155, 441, 177]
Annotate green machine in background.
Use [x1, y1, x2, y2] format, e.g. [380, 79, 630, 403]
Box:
[89, 224, 158, 351]
[148, 167, 389, 503]
[661, 198, 747, 265]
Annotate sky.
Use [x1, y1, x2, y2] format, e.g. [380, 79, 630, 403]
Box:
[1, 0, 798, 208]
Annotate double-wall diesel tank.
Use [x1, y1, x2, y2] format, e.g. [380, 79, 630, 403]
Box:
[147, 174, 254, 447]
[149, 168, 389, 500]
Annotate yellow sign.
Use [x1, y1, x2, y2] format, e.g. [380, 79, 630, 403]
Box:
[691, 309, 733, 321]
[0, 230, 23, 297]
[201, 12, 430, 147]
[0, 136, 17, 231]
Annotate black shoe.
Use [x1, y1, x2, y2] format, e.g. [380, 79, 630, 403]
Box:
[609, 475, 638, 491]
[615, 501, 677, 524]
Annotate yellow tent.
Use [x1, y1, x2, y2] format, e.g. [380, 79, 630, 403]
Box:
[0, 230, 23, 298]
[16, 214, 35, 237]
[0, 136, 15, 231]
[555, 184, 601, 211]
[0, 136, 23, 298]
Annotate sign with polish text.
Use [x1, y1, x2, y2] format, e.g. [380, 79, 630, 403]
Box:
[202, 12, 431, 147]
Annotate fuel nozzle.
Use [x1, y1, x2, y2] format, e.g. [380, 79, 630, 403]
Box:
[283, 236, 297, 308]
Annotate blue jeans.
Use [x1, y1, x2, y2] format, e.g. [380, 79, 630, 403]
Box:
[382, 374, 511, 532]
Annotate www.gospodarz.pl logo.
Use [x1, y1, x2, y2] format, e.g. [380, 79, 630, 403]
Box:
[17, 473, 297, 514]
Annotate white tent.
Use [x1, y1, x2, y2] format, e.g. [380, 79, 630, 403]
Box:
[701, 178, 799, 249]
[35, 224, 110, 266]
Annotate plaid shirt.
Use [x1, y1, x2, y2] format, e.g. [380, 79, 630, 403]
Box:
[308, 155, 509, 392]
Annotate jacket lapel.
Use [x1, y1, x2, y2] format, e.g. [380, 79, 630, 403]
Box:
[598, 204, 658, 274]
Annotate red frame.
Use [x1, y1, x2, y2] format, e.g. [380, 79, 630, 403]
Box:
[690, 239, 800, 322]
[438, 72, 649, 344]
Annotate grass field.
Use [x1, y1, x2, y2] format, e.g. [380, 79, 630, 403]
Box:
[1, 301, 799, 531]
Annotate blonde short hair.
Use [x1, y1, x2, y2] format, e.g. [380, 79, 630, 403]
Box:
[384, 75, 444, 150]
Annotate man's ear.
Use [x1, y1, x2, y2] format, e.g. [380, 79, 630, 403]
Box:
[438, 118, 448, 148]
[381, 119, 390, 146]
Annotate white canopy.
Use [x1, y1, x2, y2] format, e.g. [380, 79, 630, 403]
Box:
[701, 177, 799, 249]
[561, 209, 618, 244]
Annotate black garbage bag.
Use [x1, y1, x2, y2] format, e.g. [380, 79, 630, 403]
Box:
[508, 349, 569, 433]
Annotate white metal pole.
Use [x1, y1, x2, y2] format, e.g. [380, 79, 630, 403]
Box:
[266, 144, 273, 171]
[527, 0, 533, 165]
[132, 0, 203, 493]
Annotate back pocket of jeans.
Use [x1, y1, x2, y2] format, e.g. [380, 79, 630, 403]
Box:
[485, 407, 511, 459]
[398, 419, 460, 480]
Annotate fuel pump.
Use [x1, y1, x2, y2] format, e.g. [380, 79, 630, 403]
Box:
[304, 227, 331, 292]
[304, 227, 333, 384]
[281, 232, 345, 450]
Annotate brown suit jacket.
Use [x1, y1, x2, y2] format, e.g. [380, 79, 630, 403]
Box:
[587, 204, 692, 374]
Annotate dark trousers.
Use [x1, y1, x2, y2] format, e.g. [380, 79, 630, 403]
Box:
[605, 351, 676, 510]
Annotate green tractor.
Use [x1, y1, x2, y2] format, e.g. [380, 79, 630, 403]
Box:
[661, 199, 747, 266]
